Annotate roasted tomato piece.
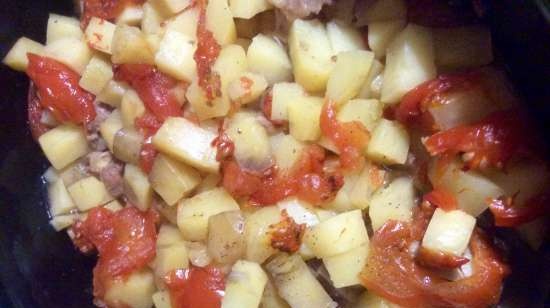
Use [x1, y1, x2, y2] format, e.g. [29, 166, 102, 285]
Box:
[488, 193, 550, 227]
[165, 266, 226, 308]
[269, 209, 306, 253]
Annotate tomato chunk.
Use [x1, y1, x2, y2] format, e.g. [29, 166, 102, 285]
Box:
[423, 188, 457, 211]
[26, 54, 96, 125]
[194, 0, 221, 100]
[27, 83, 49, 139]
[269, 209, 306, 253]
[165, 266, 226, 308]
[72, 206, 158, 302]
[488, 193, 550, 227]
[81, 0, 145, 28]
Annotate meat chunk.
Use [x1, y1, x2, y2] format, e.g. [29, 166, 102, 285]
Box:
[269, 0, 332, 18]
[87, 151, 124, 198]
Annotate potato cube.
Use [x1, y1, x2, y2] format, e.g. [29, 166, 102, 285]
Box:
[208, 211, 246, 264]
[79, 55, 113, 95]
[246, 34, 292, 84]
[337, 99, 382, 132]
[289, 19, 334, 92]
[433, 26, 493, 69]
[121, 89, 146, 128]
[326, 20, 365, 54]
[349, 162, 386, 209]
[152, 291, 173, 308]
[85, 17, 116, 54]
[97, 80, 128, 107]
[422, 208, 476, 256]
[124, 164, 153, 211]
[227, 72, 268, 104]
[150, 154, 200, 205]
[68, 176, 112, 211]
[153, 117, 219, 172]
[381, 24, 436, 104]
[111, 25, 155, 64]
[270, 133, 305, 173]
[368, 19, 406, 59]
[2, 37, 44, 71]
[366, 119, 409, 165]
[177, 188, 240, 241]
[369, 177, 415, 230]
[157, 224, 185, 247]
[277, 198, 319, 227]
[44, 38, 92, 74]
[271, 82, 305, 121]
[38, 125, 89, 170]
[288, 96, 323, 141]
[326, 174, 359, 212]
[222, 260, 268, 308]
[229, 0, 272, 19]
[114, 127, 143, 163]
[260, 279, 290, 308]
[356, 0, 407, 25]
[353, 292, 398, 308]
[47, 14, 82, 44]
[155, 30, 197, 81]
[162, 7, 199, 40]
[326, 50, 374, 106]
[244, 206, 281, 263]
[323, 243, 368, 288]
[103, 200, 123, 212]
[50, 214, 79, 231]
[155, 242, 189, 277]
[206, 0, 237, 45]
[358, 59, 384, 99]
[151, 0, 192, 15]
[104, 270, 156, 308]
[48, 179, 76, 216]
[99, 110, 123, 152]
[304, 209, 368, 257]
[226, 112, 272, 170]
[141, 2, 166, 35]
[116, 5, 144, 26]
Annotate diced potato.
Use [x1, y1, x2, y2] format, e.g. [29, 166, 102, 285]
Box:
[353, 292, 399, 308]
[2, 37, 44, 71]
[222, 260, 268, 308]
[195, 173, 222, 194]
[244, 206, 281, 263]
[113, 128, 144, 164]
[337, 99, 383, 132]
[289, 19, 334, 92]
[152, 291, 173, 308]
[111, 25, 155, 64]
[104, 199, 123, 212]
[43, 167, 59, 184]
[326, 20, 365, 54]
[79, 55, 114, 95]
[229, 0, 272, 19]
[124, 164, 153, 211]
[213, 43, 248, 92]
[38, 125, 89, 170]
[265, 254, 337, 308]
[150, 0, 192, 15]
[349, 162, 386, 209]
[149, 154, 201, 205]
[50, 214, 79, 231]
[162, 7, 199, 39]
[208, 211, 246, 264]
[323, 243, 368, 288]
[99, 110, 123, 152]
[155, 30, 197, 81]
[48, 179, 76, 216]
[434, 26, 493, 69]
[44, 38, 92, 74]
[326, 50, 374, 106]
[142, 2, 166, 35]
[226, 112, 272, 170]
[206, 0, 237, 45]
[57, 161, 90, 187]
[304, 209, 368, 257]
[356, 0, 407, 25]
[247, 34, 292, 85]
[67, 176, 112, 211]
[380, 24, 436, 104]
[85, 17, 116, 54]
[187, 241, 212, 267]
[271, 82, 305, 121]
[277, 198, 319, 227]
[368, 19, 406, 59]
[366, 119, 409, 165]
[270, 133, 306, 173]
[288, 96, 323, 142]
[121, 89, 146, 128]
[46, 14, 82, 44]
[429, 160, 504, 217]
[157, 224, 185, 247]
[104, 270, 156, 308]
[153, 117, 219, 173]
[177, 188, 240, 241]
[358, 59, 384, 99]
[228, 72, 268, 105]
[97, 80, 128, 107]
[369, 177, 415, 230]
[117, 5, 144, 26]
[422, 208, 476, 256]
[260, 279, 290, 308]
[326, 174, 359, 212]
[155, 242, 189, 278]
[156, 200, 179, 225]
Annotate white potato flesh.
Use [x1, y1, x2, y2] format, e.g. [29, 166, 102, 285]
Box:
[152, 291, 173, 308]
[141, 2, 165, 35]
[48, 179, 76, 216]
[99, 110, 123, 152]
[149, 154, 201, 206]
[206, 0, 237, 45]
[229, 0, 272, 19]
[97, 80, 128, 107]
[116, 5, 144, 26]
[277, 198, 319, 227]
[177, 188, 240, 241]
[244, 206, 281, 263]
[227, 72, 268, 105]
[422, 208, 476, 256]
[67, 176, 112, 211]
[2, 37, 44, 71]
[79, 55, 113, 95]
[207, 210, 245, 264]
[153, 117, 219, 173]
[358, 59, 384, 100]
[271, 82, 306, 121]
[85, 17, 116, 54]
[270, 133, 306, 173]
[123, 164, 153, 211]
[111, 25, 155, 64]
[150, 0, 192, 15]
[104, 270, 156, 308]
[304, 209, 368, 257]
[38, 125, 89, 170]
[366, 119, 410, 165]
[349, 162, 386, 210]
[247, 34, 292, 84]
[157, 224, 185, 248]
[326, 20, 365, 54]
[155, 242, 189, 278]
[434, 26, 493, 69]
[369, 177, 415, 230]
[50, 214, 79, 231]
[47, 14, 82, 44]
[323, 243, 368, 288]
[162, 7, 199, 40]
[356, 0, 407, 25]
[289, 19, 334, 92]
[44, 38, 92, 74]
[155, 30, 197, 82]
[226, 112, 272, 171]
[326, 173, 359, 213]
[260, 279, 290, 308]
[326, 50, 374, 106]
[353, 292, 398, 308]
[368, 19, 406, 59]
[288, 96, 323, 142]
[337, 98, 383, 132]
[380, 24, 436, 104]
[120, 89, 146, 128]
[221, 260, 268, 308]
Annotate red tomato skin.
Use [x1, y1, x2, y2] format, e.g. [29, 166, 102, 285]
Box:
[488, 193, 550, 227]
[26, 54, 96, 125]
[423, 188, 458, 211]
[81, 0, 145, 28]
[165, 266, 225, 308]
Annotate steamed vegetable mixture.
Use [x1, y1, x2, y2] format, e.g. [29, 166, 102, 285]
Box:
[3, 0, 549, 307]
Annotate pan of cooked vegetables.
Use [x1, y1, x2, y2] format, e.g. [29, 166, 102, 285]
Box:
[0, 0, 549, 307]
